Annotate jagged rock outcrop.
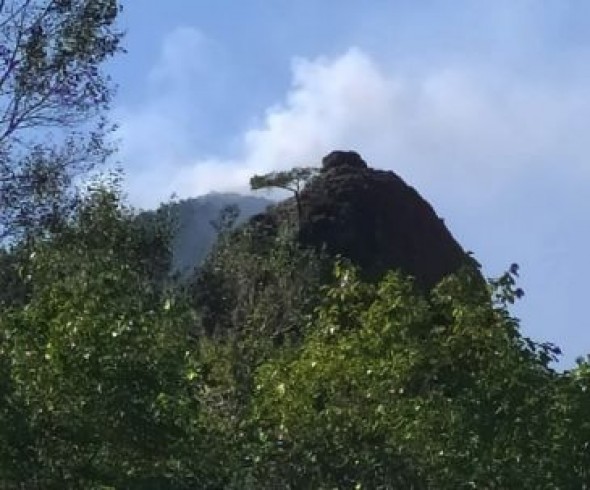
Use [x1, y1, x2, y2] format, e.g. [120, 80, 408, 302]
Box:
[255, 150, 477, 290]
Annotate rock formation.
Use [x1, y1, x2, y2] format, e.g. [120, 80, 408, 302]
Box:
[268, 150, 476, 290]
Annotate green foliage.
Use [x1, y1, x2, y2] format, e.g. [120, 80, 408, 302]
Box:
[2, 172, 590, 487]
[193, 215, 326, 342]
[0, 0, 123, 241]
[250, 167, 318, 225]
[191, 218, 328, 427]
[250, 167, 318, 194]
[0, 186, 228, 488]
[243, 264, 590, 488]
[0, 243, 31, 307]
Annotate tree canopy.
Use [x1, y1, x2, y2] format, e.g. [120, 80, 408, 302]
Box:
[2, 183, 590, 487]
[250, 167, 318, 226]
[0, 0, 123, 241]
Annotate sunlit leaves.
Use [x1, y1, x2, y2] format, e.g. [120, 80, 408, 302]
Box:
[244, 264, 590, 488]
[0, 187, 226, 488]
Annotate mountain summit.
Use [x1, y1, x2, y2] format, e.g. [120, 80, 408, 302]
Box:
[257, 150, 475, 289]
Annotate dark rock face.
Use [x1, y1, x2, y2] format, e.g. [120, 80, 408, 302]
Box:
[293, 150, 474, 290]
[321, 150, 368, 172]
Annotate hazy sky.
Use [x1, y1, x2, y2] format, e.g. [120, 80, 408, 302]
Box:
[110, 1, 590, 367]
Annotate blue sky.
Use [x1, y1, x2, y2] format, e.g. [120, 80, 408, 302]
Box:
[110, 1, 590, 367]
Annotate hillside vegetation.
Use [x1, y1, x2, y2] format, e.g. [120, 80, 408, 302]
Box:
[1, 172, 589, 489]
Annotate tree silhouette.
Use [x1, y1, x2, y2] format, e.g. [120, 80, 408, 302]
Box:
[250, 167, 318, 227]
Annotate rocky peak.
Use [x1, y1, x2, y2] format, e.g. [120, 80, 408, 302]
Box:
[321, 150, 368, 173]
[293, 151, 477, 290]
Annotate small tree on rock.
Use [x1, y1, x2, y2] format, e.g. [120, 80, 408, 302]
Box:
[250, 167, 318, 227]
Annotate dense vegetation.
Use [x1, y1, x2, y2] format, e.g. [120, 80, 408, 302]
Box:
[1, 2, 590, 488]
[1, 181, 590, 489]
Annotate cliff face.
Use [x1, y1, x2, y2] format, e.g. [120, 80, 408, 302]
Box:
[289, 151, 474, 289]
